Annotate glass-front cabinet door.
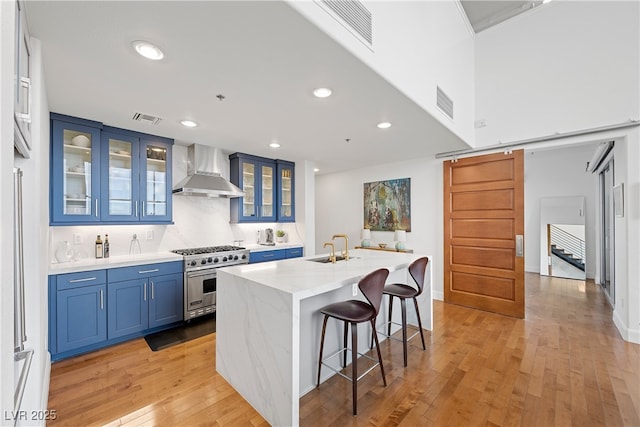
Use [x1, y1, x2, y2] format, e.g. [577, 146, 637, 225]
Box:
[229, 153, 276, 222]
[50, 117, 101, 224]
[101, 131, 139, 222]
[242, 160, 257, 218]
[140, 139, 172, 222]
[260, 163, 275, 219]
[276, 160, 295, 222]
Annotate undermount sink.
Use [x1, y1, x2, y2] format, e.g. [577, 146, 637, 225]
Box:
[307, 256, 359, 264]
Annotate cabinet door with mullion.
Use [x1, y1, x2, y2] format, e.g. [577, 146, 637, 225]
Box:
[276, 160, 295, 222]
[50, 118, 102, 224]
[139, 138, 172, 223]
[100, 131, 140, 222]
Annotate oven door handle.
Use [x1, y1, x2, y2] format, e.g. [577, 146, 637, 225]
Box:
[187, 270, 217, 279]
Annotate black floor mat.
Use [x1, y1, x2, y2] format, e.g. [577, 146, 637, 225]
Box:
[144, 314, 216, 351]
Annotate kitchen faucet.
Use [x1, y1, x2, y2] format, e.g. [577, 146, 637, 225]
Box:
[323, 242, 336, 263]
[332, 234, 349, 261]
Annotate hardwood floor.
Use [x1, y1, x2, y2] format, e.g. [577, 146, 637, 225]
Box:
[47, 273, 640, 426]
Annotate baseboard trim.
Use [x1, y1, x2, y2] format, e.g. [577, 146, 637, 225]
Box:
[41, 352, 51, 413]
[433, 290, 444, 301]
[613, 310, 640, 344]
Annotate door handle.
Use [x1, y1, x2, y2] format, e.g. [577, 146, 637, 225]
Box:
[516, 235, 524, 257]
[144, 283, 147, 301]
[151, 281, 154, 299]
[100, 289, 104, 309]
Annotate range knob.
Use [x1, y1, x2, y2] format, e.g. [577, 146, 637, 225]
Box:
[213, 257, 219, 263]
[207, 257, 213, 263]
[241, 254, 247, 260]
[222, 256, 228, 262]
[201, 259, 207, 265]
[233, 255, 239, 261]
[190, 260, 197, 267]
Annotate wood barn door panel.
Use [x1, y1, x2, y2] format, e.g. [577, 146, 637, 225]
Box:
[444, 150, 524, 318]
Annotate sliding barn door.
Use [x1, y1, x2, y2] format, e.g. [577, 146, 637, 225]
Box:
[443, 150, 525, 318]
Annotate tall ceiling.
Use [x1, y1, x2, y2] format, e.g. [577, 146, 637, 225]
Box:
[25, 1, 471, 175]
[460, 0, 544, 33]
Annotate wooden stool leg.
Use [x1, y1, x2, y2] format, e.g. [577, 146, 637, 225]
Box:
[401, 297, 408, 367]
[343, 321, 348, 368]
[351, 321, 358, 415]
[413, 297, 426, 350]
[370, 318, 387, 386]
[387, 295, 394, 336]
[317, 315, 329, 387]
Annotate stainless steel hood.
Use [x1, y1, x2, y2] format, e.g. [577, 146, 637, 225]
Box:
[172, 144, 244, 198]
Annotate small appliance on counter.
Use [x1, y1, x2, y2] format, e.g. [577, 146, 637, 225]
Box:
[257, 228, 275, 246]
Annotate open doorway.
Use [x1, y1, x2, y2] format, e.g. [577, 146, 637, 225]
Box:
[539, 197, 586, 281]
[546, 223, 586, 280]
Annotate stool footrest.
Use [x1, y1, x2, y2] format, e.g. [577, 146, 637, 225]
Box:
[320, 348, 380, 383]
[375, 320, 423, 343]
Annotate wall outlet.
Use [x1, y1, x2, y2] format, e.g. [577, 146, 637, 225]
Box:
[352, 283, 358, 297]
[146, 230, 154, 240]
[73, 233, 82, 244]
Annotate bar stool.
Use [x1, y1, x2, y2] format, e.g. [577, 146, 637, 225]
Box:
[377, 257, 428, 367]
[316, 268, 389, 415]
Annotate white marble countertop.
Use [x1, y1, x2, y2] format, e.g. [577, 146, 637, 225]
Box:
[244, 242, 303, 252]
[48, 251, 184, 275]
[219, 248, 420, 300]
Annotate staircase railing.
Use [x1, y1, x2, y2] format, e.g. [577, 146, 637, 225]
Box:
[550, 225, 585, 263]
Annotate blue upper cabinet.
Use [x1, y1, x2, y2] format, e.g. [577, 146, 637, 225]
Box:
[276, 160, 295, 222]
[230, 153, 277, 223]
[50, 114, 173, 225]
[50, 114, 103, 224]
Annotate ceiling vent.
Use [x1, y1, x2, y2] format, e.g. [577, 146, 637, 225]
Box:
[319, 0, 373, 45]
[436, 86, 454, 120]
[132, 112, 162, 125]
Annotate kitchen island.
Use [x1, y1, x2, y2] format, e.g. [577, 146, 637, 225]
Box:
[216, 249, 432, 426]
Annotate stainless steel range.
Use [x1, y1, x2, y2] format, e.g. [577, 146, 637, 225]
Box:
[171, 245, 249, 320]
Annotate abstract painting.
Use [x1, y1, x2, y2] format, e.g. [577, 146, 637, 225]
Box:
[363, 178, 411, 232]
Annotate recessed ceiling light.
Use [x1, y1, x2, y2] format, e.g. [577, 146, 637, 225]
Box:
[180, 120, 198, 128]
[313, 168, 320, 172]
[269, 142, 281, 148]
[377, 122, 392, 129]
[542, 0, 553, 3]
[313, 88, 332, 98]
[132, 40, 164, 61]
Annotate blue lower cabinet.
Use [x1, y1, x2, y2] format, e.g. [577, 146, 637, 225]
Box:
[286, 247, 303, 258]
[149, 273, 183, 328]
[56, 284, 107, 353]
[108, 279, 149, 339]
[249, 247, 303, 263]
[49, 261, 184, 361]
[249, 249, 286, 264]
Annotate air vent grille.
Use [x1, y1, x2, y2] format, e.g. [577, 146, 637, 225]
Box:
[320, 0, 372, 45]
[436, 86, 454, 120]
[132, 112, 162, 125]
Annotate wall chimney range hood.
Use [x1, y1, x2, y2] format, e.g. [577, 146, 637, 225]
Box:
[172, 144, 244, 198]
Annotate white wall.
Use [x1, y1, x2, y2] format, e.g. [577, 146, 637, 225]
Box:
[475, 0, 640, 147]
[524, 144, 598, 277]
[1, 0, 17, 418]
[288, 0, 475, 145]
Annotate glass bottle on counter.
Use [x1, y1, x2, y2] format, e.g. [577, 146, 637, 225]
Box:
[104, 234, 110, 258]
[95, 235, 103, 259]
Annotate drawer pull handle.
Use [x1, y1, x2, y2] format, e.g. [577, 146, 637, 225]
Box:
[138, 269, 160, 274]
[264, 254, 274, 258]
[69, 277, 97, 283]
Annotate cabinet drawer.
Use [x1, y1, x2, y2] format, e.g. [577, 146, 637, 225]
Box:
[286, 247, 304, 258]
[249, 249, 286, 264]
[108, 261, 183, 283]
[56, 270, 107, 290]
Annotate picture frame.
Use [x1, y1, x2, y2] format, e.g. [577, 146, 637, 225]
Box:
[363, 178, 411, 231]
[613, 183, 624, 217]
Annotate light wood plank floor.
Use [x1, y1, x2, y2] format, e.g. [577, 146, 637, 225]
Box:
[47, 273, 639, 426]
